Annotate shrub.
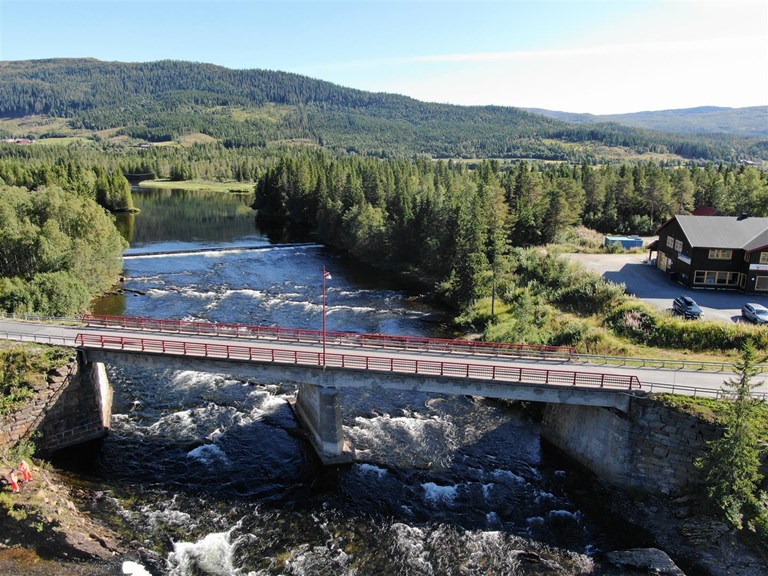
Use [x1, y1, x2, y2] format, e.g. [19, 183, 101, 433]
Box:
[605, 301, 768, 353]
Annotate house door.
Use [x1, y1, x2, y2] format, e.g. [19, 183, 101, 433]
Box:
[657, 253, 668, 271]
[756, 276, 768, 292]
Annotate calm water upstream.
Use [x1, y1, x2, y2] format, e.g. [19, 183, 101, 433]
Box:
[70, 188, 647, 575]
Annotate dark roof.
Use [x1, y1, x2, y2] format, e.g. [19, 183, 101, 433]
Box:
[692, 206, 720, 216]
[673, 215, 768, 250]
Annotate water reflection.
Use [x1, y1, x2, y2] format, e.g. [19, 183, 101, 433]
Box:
[114, 187, 260, 248]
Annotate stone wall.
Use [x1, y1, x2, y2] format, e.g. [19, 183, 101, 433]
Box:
[542, 395, 721, 494]
[0, 355, 112, 455]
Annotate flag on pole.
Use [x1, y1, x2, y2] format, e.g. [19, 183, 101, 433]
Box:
[324, 270, 332, 280]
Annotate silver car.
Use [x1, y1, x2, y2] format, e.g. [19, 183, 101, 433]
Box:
[741, 303, 768, 324]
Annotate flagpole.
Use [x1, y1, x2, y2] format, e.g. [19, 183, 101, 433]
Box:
[322, 265, 327, 366]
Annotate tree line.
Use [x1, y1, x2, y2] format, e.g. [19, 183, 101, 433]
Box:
[1, 140, 766, 313]
[253, 149, 768, 309]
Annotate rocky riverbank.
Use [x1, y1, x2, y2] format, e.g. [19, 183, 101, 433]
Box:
[601, 487, 768, 576]
[0, 464, 130, 575]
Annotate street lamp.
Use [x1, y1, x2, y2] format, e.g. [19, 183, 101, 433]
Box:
[322, 266, 331, 365]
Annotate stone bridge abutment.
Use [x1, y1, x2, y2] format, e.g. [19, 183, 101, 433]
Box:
[541, 397, 720, 494]
[1, 353, 113, 455]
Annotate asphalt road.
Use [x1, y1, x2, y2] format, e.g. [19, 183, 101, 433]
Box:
[1, 318, 766, 399]
[565, 252, 768, 324]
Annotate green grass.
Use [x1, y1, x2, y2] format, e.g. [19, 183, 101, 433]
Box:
[36, 136, 92, 145]
[137, 179, 254, 192]
[654, 393, 768, 441]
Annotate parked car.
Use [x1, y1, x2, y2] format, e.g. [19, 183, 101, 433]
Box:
[741, 302, 768, 324]
[673, 296, 702, 319]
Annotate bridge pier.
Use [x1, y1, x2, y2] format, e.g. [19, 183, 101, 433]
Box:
[292, 383, 353, 465]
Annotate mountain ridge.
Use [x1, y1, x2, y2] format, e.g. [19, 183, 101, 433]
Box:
[1, 58, 765, 162]
[524, 105, 768, 138]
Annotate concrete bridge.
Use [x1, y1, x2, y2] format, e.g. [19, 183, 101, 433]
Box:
[0, 315, 759, 492]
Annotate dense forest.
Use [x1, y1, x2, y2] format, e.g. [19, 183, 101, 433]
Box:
[252, 149, 768, 308]
[0, 184, 126, 315]
[1, 58, 765, 162]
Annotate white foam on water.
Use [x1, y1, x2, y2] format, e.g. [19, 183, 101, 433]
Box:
[300, 301, 322, 314]
[146, 288, 168, 298]
[481, 482, 494, 499]
[490, 469, 526, 484]
[172, 370, 219, 389]
[187, 444, 231, 468]
[219, 288, 266, 301]
[390, 523, 433, 575]
[142, 506, 193, 530]
[180, 287, 219, 300]
[485, 511, 501, 526]
[355, 463, 388, 478]
[351, 414, 436, 443]
[548, 509, 581, 522]
[149, 409, 195, 435]
[534, 490, 557, 503]
[422, 482, 458, 504]
[167, 530, 237, 576]
[122, 560, 153, 575]
[328, 304, 379, 315]
[246, 388, 289, 414]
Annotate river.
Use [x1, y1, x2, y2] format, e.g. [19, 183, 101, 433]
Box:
[64, 187, 648, 575]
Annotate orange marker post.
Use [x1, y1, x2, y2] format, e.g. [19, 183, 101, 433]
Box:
[8, 470, 20, 493]
[19, 460, 32, 482]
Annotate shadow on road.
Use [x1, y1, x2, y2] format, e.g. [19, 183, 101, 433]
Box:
[602, 261, 768, 316]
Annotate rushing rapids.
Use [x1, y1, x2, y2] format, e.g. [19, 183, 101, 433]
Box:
[62, 188, 650, 575]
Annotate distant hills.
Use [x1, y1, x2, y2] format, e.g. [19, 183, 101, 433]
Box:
[0, 58, 766, 162]
[524, 106, 768, 139]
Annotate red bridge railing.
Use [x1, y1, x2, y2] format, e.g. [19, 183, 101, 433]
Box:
[81, 314, 577, 359]
[75, 333, 640, 391]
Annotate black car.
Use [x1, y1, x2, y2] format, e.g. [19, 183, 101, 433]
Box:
[673, 296, 702, 319]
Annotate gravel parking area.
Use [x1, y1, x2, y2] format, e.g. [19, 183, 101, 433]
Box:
[564, 252, 768, 324]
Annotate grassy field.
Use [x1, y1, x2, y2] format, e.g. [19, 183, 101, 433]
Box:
[137, 179, 254, 192]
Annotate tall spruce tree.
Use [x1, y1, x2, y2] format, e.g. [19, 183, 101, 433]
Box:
[696, 341, 766, 529]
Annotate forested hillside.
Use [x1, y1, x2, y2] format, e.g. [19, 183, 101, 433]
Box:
[1, 58, 765, 162]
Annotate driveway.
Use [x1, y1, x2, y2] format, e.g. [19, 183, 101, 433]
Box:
[564, 253, 768, 324]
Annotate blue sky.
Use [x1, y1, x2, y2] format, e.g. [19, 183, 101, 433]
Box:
[1, 0, 766, 114]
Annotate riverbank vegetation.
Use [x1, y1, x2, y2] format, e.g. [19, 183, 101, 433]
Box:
[0, 184, 127, 316]
[250, 149, 768, 356]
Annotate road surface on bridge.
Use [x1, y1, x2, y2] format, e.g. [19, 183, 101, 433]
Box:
[0, 317, 764, 399]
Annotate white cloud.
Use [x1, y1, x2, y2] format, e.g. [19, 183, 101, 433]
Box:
[302, 0, 768, 113]
[330, 35, 766, 113]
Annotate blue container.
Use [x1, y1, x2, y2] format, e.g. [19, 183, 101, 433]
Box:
[604, 235, 644, 249]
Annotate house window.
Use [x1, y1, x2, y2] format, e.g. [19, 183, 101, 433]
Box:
[708, 249, 732, 260]
[674, 240, 683, 252]
[693, 270, 740, 286]
[666, 236, 675, 248]
[760, 252, 768, 264]
[757, 276, 768, 291]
